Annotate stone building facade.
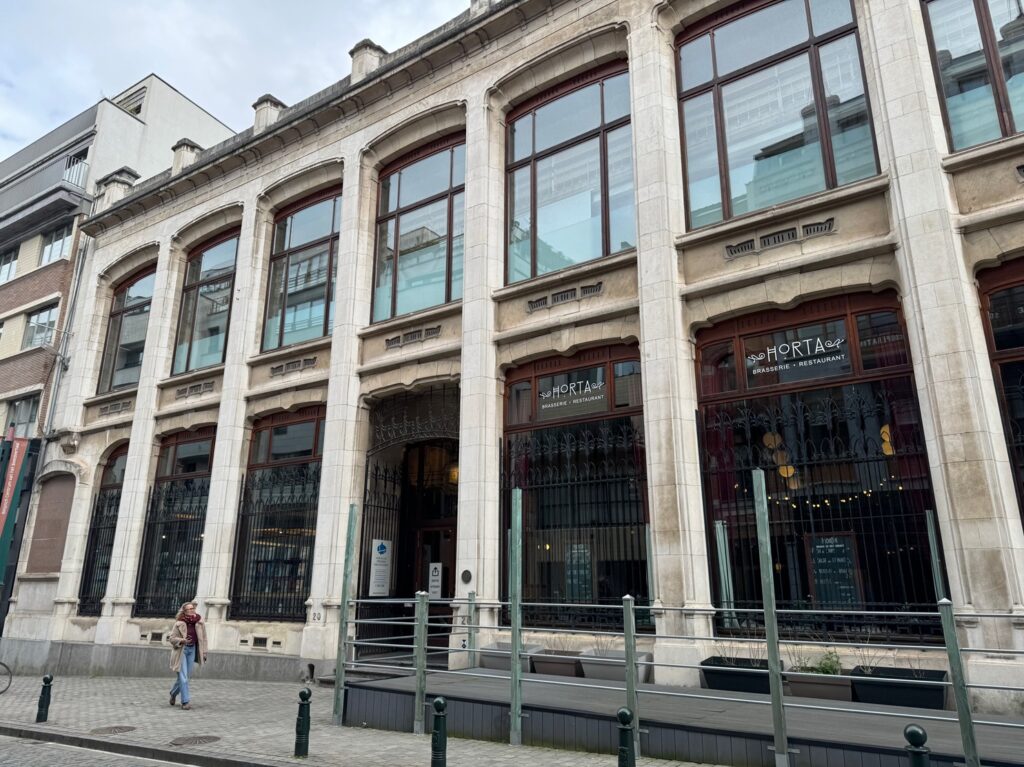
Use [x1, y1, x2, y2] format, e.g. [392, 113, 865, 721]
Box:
[2, 0, 1023, 699]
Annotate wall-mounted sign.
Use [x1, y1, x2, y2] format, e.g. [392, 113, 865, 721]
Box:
[368, 539, 392, 597]
[536, 366, 608, 421]
[805, 533, 863, 608]
[744, 320, 851, 388]
[428, 562, 443, 599]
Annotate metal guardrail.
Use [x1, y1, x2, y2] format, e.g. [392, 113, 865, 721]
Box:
[330, 483, 1023, 767]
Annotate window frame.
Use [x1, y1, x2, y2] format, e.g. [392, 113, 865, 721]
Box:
[675, 0, 879, 229]
[921, 0, 1023, 152]
[100, 443, 131, 488]
[262, 187, 342, 351]
[22, 303, 58, 350]
[504, 61, 633, 285]
[171, 229, 239, 376]
[371, 136, 465, 323]
[97, 265, 156, 394]
[40, 222, 73, 266]
[247, 405, 327, 470]
[155, 427, 216, 482]
[6, 394, 40, 438]
[0, 248, 17, 283]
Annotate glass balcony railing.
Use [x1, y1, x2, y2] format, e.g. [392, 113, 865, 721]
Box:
[0, 154, 90, 220]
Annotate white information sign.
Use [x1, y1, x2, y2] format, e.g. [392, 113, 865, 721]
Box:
[368, 539, 392, 597]
[428, 562, 443, 599]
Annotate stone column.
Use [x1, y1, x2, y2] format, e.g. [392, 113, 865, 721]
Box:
[300, 151, 375, 664]
[193, 195, 261, 638]
[455, 92, 504, 622]
[862, 1, 1024, 631]
[627, 16, 712, 682]
[95, 236, 180, 645]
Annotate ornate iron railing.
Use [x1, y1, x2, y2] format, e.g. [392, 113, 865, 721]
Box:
[699, 376, 945, 643]
[78, 487, 122, 616]
[230, 462, 321, 622]
[133, 477, 210, 618]
[501, 415, 652, 631]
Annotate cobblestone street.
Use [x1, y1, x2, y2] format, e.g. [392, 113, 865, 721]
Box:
[0, 675, 716, 766]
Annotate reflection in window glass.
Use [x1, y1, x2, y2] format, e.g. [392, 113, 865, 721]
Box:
[820, 35, 877, 186]
[683, 93, 723, 227]
[603, 73, 631, 123]
[100, 271, 154, 393]
[397, 199, 448, 316]
[723, 55, 826, 216]
[989, 284, 1024, 350]
[700, 341, 737, 396]
[284, 198, 336, 251]
[174, 440, 212, 475]
[810, 0, 853, 35]
[606, 125, 636, 253]
[536, 139, 602, 275]
[680, 34, 713, 91]
[7, 395, 39, 439]
[714, 0, 808, 76]
[857, 311, 909, 370]
[926, 0, 1002, 150]
[23, 304, 58, 349]
[175, 236, 237, 374]
[534, 83, 602, 153]
[508, 168, 532, 283]
[511, 114, 533, 163]
[986, 0, 1024, 131]
[282, 243, 329, 346]
[451, 192, 464, 301]
[373, 220, 395, 323]
[0, 250, 16, 283]
[613, 361, 643, 408]
[508, 381, 532, 424]
[399, 151, 451, 209]
[102, 451, 129, 486]
[196, 238, 237, 281]
[270, 422, 316, 461]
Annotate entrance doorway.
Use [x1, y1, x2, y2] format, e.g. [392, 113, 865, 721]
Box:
[356, 386, 460, 661]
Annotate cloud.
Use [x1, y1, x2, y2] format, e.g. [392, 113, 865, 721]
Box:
[0, 0, 469, 160]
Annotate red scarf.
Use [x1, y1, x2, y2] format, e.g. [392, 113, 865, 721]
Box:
[182, 612, 201, 646]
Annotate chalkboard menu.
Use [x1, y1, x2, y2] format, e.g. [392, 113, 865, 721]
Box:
[805, 533, 863, 608]
[565, 544, 593, 603]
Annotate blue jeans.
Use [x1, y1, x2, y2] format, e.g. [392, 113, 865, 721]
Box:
[170, 644, 195, 705]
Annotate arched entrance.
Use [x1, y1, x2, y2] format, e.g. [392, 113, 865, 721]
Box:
[357, 385, 459, 659]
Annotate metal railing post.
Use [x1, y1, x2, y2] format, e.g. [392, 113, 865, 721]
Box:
[622, 594, 641, 758]
[938, 598, 980, 767]
[332, 503, 359, 726]
[509, 487, 524, 746]
[467, 590, 478, 668]
[36, 674, 52, 723]
[294, 687, 312, 757]
[617, 707, 636, 767]
[752, 468, 790, 767]
[414, 590, 429, 735]
[904, 724, 931, 767]
[431, 697, 448, 767]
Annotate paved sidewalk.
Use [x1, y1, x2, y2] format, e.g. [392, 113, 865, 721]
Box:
[0, 675, 716, 766]
[0, 734, 184, 766]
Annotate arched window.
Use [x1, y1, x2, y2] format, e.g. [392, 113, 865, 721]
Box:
[372, 138, 465, 322]
[505, 63, 635, 284]
[172, 232, 238, 374]
[98, 267, 155, 393]
[263, 189, 341, 350]
[677, 0, 878, 227]
[79, 444, 128, 616]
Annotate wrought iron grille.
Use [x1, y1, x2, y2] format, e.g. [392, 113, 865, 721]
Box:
[996, 361, 1024, 526]
[699, 376, 945, 643]
[230, 462, 321, 622]
[356, 462, 405, 657]
[501, 415, 652, 631]
[369, 384, 460, 455]
[133, 478, 210, 618]
[78, 488, 122, 616]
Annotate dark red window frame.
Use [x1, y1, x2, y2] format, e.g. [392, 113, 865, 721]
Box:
[247, 405, 327, 470]
[155, 427, 216, 481]
[97, 264, 155, 394]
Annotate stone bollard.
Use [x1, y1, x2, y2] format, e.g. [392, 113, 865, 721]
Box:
[36, 674, 53, 723]
[617, 707, 636, 767]
[295, 687, 312, 758]
[431, 697, 448, 767]
[904, 724, 930, 767]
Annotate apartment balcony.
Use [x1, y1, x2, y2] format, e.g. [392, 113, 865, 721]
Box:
[0, 155, 92, 242]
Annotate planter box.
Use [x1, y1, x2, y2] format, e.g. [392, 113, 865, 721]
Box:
[700, 656, 772, 695]
[479, 642, 543, 673]
[787, 672, 852, 701]
[579, 649, 653, 683]
[850, 666, 947, 710]
[532, 650, 582, 677]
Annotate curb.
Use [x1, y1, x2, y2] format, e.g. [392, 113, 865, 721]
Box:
[0, 720, 293, 767]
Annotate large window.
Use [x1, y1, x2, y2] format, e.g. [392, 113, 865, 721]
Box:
[134, 430, 213, 618]
[98, 268, 155, 393]
[372, 140, 464, 321]
[922, 0, 1024, 151]
[506, 66, 635, 284]
[502, 347, 649, 630]
[40, 223, 73, 265]
[678, 0, 877, 227]
[264, 190, 341, 350]
[0, 249, 16, 283]
[6, 394, 39, 438]
[173, 233, 237, 374]
[79, 444, 128, 616]
[22, 304, 57, 349]
[230, 406, 324, 621]
[697, 293, 945, 642]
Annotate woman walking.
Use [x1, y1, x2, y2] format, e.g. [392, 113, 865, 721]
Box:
[169, 601, 207, 710]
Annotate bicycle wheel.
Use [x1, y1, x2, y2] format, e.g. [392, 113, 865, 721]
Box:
[0, 662, 11, 694]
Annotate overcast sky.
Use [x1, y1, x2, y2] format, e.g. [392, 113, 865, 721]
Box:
[0, 0, 469, 160]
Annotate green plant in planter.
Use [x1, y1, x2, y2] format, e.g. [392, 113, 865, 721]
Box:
[813, 650, 842, 676]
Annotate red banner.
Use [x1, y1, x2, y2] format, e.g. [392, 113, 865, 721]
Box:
[0, 438, 29, 535]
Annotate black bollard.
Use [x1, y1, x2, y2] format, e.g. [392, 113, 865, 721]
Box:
[295, 687, 312, 758]
[431, 697, 447, 767]
[617, 707, 635, 767]
[904, 724, 930, 767]
[36, 674, 53, 723]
